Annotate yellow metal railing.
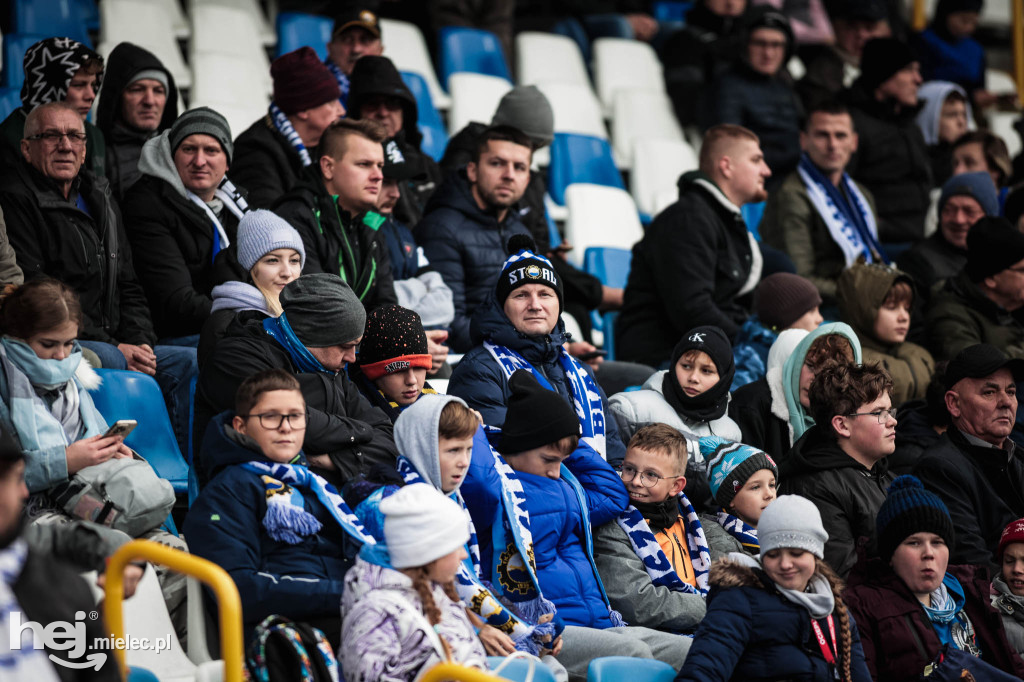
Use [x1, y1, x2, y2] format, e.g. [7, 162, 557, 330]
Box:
[420, 661, 510, 682]
[103, 540, 244, 682]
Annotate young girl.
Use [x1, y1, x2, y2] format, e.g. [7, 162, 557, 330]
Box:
[341, 483, 488, 681]
[993, 518, 1024, 656]
[678, 495, 872, 682]
[699, 436, 778, 556]
[198, 209, 305, 366]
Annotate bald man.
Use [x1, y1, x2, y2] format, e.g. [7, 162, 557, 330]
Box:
[618, 124, 770, 366]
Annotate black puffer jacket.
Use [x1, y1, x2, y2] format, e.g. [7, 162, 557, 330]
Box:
[779, 425, 894, 578]
[231, 115, 305, 210]
[273, 169, 396, 313]
[96, 42, 178, 199]
[617, 171, 757, 366]
[417, 170, 532, 352]
[842, 82, 933, 243]
[0, 161, 156, 346]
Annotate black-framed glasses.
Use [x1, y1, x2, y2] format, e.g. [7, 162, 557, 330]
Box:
[25, 131, 87, 145]
[241, 411, 308, 430]
[615, 463, 682, 488]
[846, 408, 898, 424]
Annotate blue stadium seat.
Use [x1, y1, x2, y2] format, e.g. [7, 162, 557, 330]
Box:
[438, 26, 511, 89]
[588, 656, 676, 682]
[0, 88, 21, 120]
[186, 374, 199, 507]
[652, 1, 695, 22]
[275, 12, 332, 60]
[742, 200, 766, 241]
[14, 0, 92, 47]
[583, 247, 632, 350]
[89, 369, 189, 495]
[74, 0, 100, 31]
[401, 70, 449, 162]
[547, 133, 625, 206]
[2, 33, 48, 90]
[127, 667, 161, 682]
[487, 656, 558, 682]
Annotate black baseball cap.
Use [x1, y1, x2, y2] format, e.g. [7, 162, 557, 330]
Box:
[332, 8, 381, 39]
[945, 343, 1024, 391]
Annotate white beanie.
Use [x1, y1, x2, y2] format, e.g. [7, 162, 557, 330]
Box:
[237, 209, 306, 271]
[380, 483, 470, 569]
[758, 495, 829, 560]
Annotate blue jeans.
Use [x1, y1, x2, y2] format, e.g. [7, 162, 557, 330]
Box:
[79, 341, 198, 457]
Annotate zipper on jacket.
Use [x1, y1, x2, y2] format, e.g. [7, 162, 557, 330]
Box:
[669, 532, 692, 581]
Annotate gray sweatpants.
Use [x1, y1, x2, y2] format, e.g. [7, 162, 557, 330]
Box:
[556, 625, 691, 681]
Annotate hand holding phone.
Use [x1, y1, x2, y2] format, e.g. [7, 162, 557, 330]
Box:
[103, 420, 137, 440]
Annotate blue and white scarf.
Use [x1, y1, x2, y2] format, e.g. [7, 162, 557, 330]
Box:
[325, 60, 349, 105]
[797, 153, 887, 268]
[615, 492, 712, 597]
[262, 314, 330, 375]
[715, 509, 759, 554]
[483, 341, 607, 458]
[184, 175, 249, 263]
[395, 457, 553, 653]
[269, 101, 312, 168]
[0, 539, 60, 681]
[240, 461, 376, 547]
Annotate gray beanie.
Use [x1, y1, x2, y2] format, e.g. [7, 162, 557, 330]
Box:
[758, 495, 829, 560]
[938, 171, 999, 218]
[237, 210, 306, 271]
[491, 85, 554, 149]
[279, 273, 365, 347]
[170, 106, 233, 163]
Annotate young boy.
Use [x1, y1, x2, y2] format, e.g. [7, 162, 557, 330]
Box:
[462, 370, 691, 679]
[592, 424, 739, 634]
[779, 362, 897, 577]
[838, 262, 935, 407]
[185, 368, 373, 645]
[994, 518, 1024, 652]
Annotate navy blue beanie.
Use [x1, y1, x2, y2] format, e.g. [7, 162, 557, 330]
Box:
[938, 171, 999, 218]
[876, 475, 955, 562]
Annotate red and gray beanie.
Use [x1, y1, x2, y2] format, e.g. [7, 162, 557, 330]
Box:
[357, 305, 432, 380]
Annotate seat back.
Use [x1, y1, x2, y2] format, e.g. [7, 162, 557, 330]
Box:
[536, 81, 607, 140]
[100, 0, 191, 87]
[588, 656, 676, 682]
[611, 88, 684, 169]
[275, 12, 332, 59]
[548, 134, 623, 206]
[652, 1, 695, 21]
[583, 246, 632, 289]
[401, 70, 449, 161]
[592, 38, 664, 114]
[486, 655, 558, 682]
[380, 19, 450, 110]
[189, 2, 271, 92]
[515, 32, 589, 87]
[439, 26, 511, 88]
[447, 72, 512, 135]
[89, 369, 189, 494]
[2, 33, 48, 90]
[631, 137, 698, 218]
[121, 564, 199, 676]
[189, 52, 272, 136]
[15, 0, 92, 46]
[0, 87, 21, 120]
[564, 184, 642, 267]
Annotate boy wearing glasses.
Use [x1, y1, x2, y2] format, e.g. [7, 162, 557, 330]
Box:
[185, 368, 370, 646]
[779, 362, 896, 578]
[593, 424, 738, 634]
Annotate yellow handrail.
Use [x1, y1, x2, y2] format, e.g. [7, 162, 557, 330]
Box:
[419, 662, 509, 682]
[912, 0, 927, 31]
[103, 540, 244, 682]
[1014, 0, 1024, 99]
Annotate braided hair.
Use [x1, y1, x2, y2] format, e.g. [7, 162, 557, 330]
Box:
[815, 558, 853, 682]
[409, 565, 459, 660]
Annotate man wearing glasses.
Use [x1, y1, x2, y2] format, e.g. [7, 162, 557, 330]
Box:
[779, 362, 896, 578]
[928, 216, 1024, 362]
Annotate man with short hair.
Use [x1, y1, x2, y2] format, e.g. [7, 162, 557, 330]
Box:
[195, 273, 398, 486]
[325, 8, 384, 106]
[123, 107, 249, 340]
[617, 124, 768, 366]
[417, 125, 534, 352]
[762, 100, 881, 309]
[96, 42, 178, 199]
[232, 47, 345, 209]
[779, 362, 896, 577]
[274, 118, 396, 312]
[927, 217, 1024, 361]
[842, 37, 932, 243]
[914, 344, 1024, 567]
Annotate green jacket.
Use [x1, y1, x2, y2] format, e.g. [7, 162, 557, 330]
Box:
[0, 108, 106, 178]
[926, 269, 1024, 361]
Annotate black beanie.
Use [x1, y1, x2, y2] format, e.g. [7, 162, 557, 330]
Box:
[965, 216, 1024, 282]
[495, 235, 563, 314]
[280, 273, 365, 347]
[357, 305, 431, 380]
[859, 38, 917, 93]
[498, 370, 580, 455]
[755, 273, 822, 331]
[876, 475, 955, 563]
[662, 326, 736, 423]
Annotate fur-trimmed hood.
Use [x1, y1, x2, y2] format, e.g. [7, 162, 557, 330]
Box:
[709, 553, 767, 589]
[74, 356, 102, 391]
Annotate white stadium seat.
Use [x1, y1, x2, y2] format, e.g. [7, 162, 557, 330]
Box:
[447, 72, 513, 135]
[189, 2, 271, 94]
[611, 89, 685, 169]
[536, 81, 608, 139]
[100, 0, 192, 88]
[564, 184, 644, 267]
[592, 37, 664, 116]
[380, 18, 451, 110]
[631, 137, 698, 218]
[516, 31, 590, 87]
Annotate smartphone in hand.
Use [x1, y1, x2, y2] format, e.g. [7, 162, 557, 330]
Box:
[103, 419, 137, 439]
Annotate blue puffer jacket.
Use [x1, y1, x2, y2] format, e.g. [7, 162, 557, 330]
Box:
[677, 558, 872, 682]
[460, 433, 629, 629]
[416, 170, 531, 352]
[448, 290, 627, 465]
[183, 413, 362, 638]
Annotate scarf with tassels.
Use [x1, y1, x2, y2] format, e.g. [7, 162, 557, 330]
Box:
[269, 102, 312, 167]
[240, 461, 376, 547]
[715, 509, 759, 554]
[615, 492, 712, 597]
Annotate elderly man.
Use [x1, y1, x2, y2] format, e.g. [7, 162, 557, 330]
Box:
[195, 273, 397, 486]
[325, 7, 384, 106]
[0, 102, 196, 454]
[274, 118, 396, 313]
[927, 217, 1024, 361]
[123, 107, 249, 341]
[914, 344, 1024, 567]
[232, 47, 344, 209]
[618, 123, 768, 366]
[96, 42, 178, 198]
[449, 240, 627, 465]
[762, 100, 881, 309]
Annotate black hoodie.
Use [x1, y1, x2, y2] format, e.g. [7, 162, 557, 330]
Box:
[96, 42, 178, 199]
